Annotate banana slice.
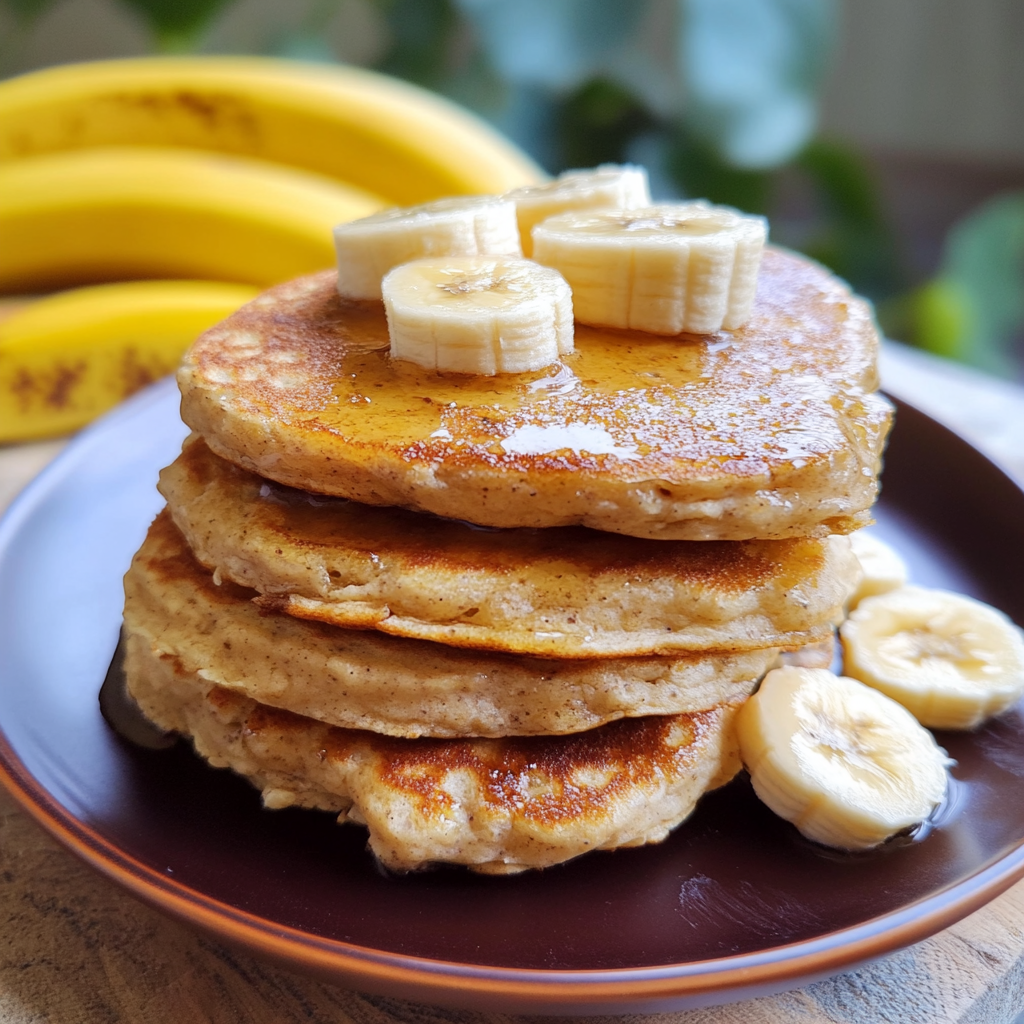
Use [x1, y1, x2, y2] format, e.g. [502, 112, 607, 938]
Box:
[504, 163, 650, 257]
[737, 667, 949, 850]
[841, 586, 1024, 729]
[333, 196, 522, 300]
[848, 530, 909, 608]
[531, 202, 767, 335]
[383, 255, 573, 374]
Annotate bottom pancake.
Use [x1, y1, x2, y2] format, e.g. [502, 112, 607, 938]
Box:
[125, 637, 744, 874]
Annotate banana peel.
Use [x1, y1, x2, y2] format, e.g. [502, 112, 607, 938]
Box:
[0, 57, 545, 205]
[0, 280, 258, 442]
[0, 147, 385, 293]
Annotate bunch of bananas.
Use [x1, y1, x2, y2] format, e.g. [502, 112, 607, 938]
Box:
[0, 57, 543, 442]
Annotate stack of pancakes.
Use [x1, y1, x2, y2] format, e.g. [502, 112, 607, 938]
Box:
[122, 247, 890, 873]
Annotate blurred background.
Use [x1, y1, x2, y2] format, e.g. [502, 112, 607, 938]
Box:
[2, 0, 1023, 378]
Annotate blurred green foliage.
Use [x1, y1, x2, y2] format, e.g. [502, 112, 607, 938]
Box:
[2, 0, 1021, 373]
[909, 196, 1024, 375]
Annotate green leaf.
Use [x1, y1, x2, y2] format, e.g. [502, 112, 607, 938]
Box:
[679, 0, 839, 168]
[1, 0, 58, 23]
[117, 0, 235, 51]
[373, 0, 459, 90]
[909, 279, 973, 362]
[556, 77, 655, 169]
[453, 0, 648, 92]
[791, 139, 903, 300]
[929, 192, 1024, 374]
[666, 127, 774, 213]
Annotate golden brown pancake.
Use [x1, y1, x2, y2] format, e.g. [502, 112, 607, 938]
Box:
[160, 435, 860, 657]
[125, 638, 744, 873]
[124, 511, 775, 737]
[177, 247, 891, 540]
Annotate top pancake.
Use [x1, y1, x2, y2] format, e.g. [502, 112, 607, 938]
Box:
[178, 248, 892, 540]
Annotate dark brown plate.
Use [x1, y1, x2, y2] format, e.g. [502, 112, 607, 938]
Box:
[1, 377, 1023, 1015]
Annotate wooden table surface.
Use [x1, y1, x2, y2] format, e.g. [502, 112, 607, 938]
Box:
[1, 342, 1024, 1024]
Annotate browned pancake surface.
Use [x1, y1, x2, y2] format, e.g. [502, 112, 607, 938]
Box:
[178, 248, 891, 539]
[160, 435, 859, 657]
[123, 511, 774, 737]
[126, 639, 743, 872]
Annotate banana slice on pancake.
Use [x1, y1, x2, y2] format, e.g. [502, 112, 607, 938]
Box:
[333, 195, 521, 299]
[383, 255, 573, 374]
[504, 163, 650, 256]
[737, 667, 949, 850]
[848, 530, 908, 608]
[532, 202, 767, 334]
[840, 586, 1024, 729]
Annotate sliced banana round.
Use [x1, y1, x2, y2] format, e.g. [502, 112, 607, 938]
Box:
[503, 163, 650, 257]
[848, 530, 908, 608]
[841, 585, 1024, 729]
[333, 196, 521, 300]
[383, 255, 573, 375]
[531, 202, 767, 335]
[736, 667, 949, 850]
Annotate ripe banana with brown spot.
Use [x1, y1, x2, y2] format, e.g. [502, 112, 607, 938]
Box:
[0, 280, 258, 442]
[0, 57, 544, 205]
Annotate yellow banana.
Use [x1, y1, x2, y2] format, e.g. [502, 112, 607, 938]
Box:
[0, 147, 384, 292]
[0, 57, 545, 205]
[0, 280, 258, 442]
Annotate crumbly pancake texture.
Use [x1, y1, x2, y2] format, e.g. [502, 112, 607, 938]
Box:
[124, 511, 774, 738]
[161, 435, 860, 658]
[178, 247, 891, 540]
[125, 639, 744, 873]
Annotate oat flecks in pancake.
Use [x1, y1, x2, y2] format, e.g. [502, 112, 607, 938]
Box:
[159, 436, 861, 658]
[177, 247, 892, 540]
[123, 511, 775, 738]
[125, 637, 744, 873]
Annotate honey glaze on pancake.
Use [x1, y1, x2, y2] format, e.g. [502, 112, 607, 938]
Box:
[188, 250, 876, 476]
[179, 247, 891, 538]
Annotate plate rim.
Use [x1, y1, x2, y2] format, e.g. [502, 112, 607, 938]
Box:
[2, 379, 1024, 1012]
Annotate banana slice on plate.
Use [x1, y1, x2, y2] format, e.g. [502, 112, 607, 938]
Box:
[848, 530, 908, 608]
[333, 196, 522, 300]
[531, 201, 767, 335]
[383, 255, 573, 374]
[737, 666, 949, 850]
[841, 586, 1024, 729]
[504, 163, 650, 257]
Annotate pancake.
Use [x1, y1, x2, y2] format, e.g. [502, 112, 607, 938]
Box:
[125, 638, 744, 873]
[124, 511, 775, 738]
[160, 435, 860, 658]
[177, 247, 892, 540]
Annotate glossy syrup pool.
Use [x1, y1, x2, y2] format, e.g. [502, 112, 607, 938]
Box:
[1, 382, 1023, 977]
